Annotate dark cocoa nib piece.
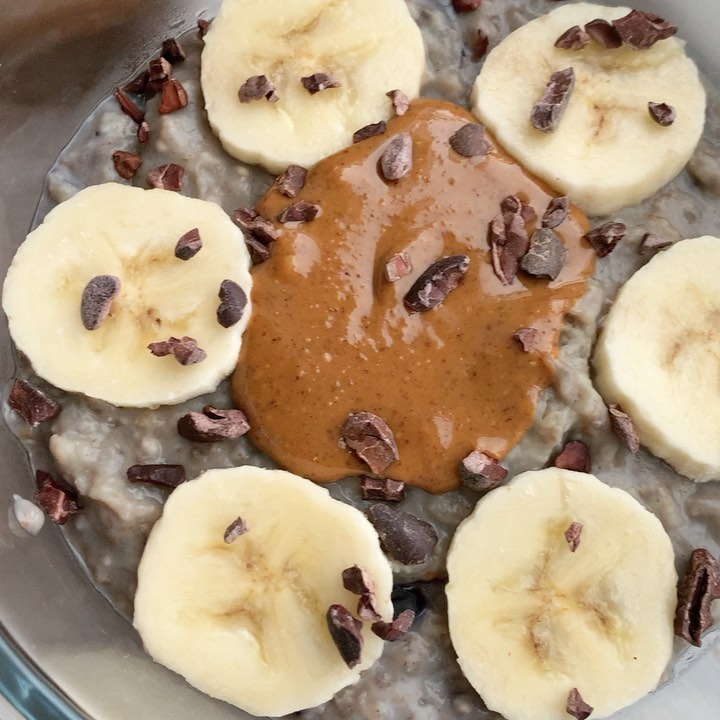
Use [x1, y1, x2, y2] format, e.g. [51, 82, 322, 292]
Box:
[8, 379, 61, 427]
[174, 228, 202, 260]
[612, 10, 677, 49]
[584, 18, 622, 49]
[404, 255, 469, 313]
[473, 29, 490, 61]
[161, 37, 187, 64]
[488, 201, 530, 286]
[275, 164, 308, 198]
[366, 503, 439, 565]
[301, 73, 341, 95]
[137, 120, 150, 144]
[147, 57, 172, 91]
[371, 609, 416, 641]
[386, 89, 410, 116]
[513, 327, 539, 353]
[81, 275, 121, 331]
[127, 464, 186, 488]
[147, 163, 185, 191]
[341, 411, 399, 474]
[553, 439, 591, 473]
[639, 232, 673, 254]
[452, 0, 481, 12]
[555, 25, 591, 50]
[353, 121, 387, 143]
[148, 336, 207, 365]
[564, 521, 583, 552]
[217, 279, 248, 328]
[357, 593, 382, 622]
[277, 200, 321, 224]
[245, 235, 271, 265]
[342, 565, 374, 596]
[123, 70, 149, 94]
[224, 516, 249, 543]
[542, 196, 570, 229]
[177, 406, 251, 443]
[449, 123, 492, 158]
[327, 604, 363, 668]
[566, 688, 594, 720]
[583, 222, 626, 258]
[234, 207, 280, 244]
[380, 133, 413, 181]
[648, 102, 676, 127]
[608, 404, 640, 453]
[359, 476, 406, 503]
[159, 78, 189, 114]
[238, 75, 279, 103]
[114, 88, 145, 124]
[521, 228, 566, 280]
[385, 252, 413, 282]
[674, 548, 720, 647]
[112, 150, 142, 180]
[197, 18, 212, 38]
[35, 470, 81, 525]
[459, 450, 508, 492]
[531, 67, 575, 133]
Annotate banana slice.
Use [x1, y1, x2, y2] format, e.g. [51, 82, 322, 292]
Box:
[594, 236, 720, 481]
[2, 183, 252, 407]
[133, 466, 393, 717]
[471, 3, 706, 216]
[201, 0, 425, 173]
[446, 468, 677, 720]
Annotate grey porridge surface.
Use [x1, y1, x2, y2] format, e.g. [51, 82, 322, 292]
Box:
[4, 0, 720, 718]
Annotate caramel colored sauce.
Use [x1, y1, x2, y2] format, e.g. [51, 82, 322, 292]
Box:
[232, 100, 594, 493]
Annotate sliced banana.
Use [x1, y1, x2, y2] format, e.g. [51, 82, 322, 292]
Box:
[201, 0, 425, 173]
[471, 3, 706, 216]
[446, 468, 677, 720]
[594, 236, 720, 481]
[133, 466, 393, 717]
[2, 183, 252, 407]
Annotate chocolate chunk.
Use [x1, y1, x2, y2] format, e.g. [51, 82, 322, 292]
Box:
[161, 37, 187, 64]
[277, 200, 321, 224]
[489, 205, 530, 286]
[380, 133, 413, 181]
[112, 150, 142, 180]
[159, 78, 189, 114]
[35, 470, 80, 525]
[553, 440, 591, 473]
[555, 25, 591, 50]
[147, 57, 172, 91]
[531, 67, 575, 133]
[197, 18, 212, 38]
[473, 29, 490, 61]
[127, 464, 186, 488]
[123, 70, 149, 94]
[114, 88, 145, 124]
[385, 252, 413, 282]
[245, 236, 271, 265]
[542, 196, 570, 229]
[513, 327, 539, 353]
[327, 604, 363, 668]
[137, 121, 150, 144]
[238, 75, 279, 103]
[386, 89, 410, 116]
[234, 207, 280, 244]
[521, 228, 566, 280]
[449, 123, 492, 158]
[342, 565, 374, 596]
[177, 406, 250, 443]
[404, 255, 469, 313]
[147, 163, 185, 191]
[301, 73, 341, 95]
[275, 164, 308, 198]
[366, 503, 438, 565]
[452, 0, 481, 12]
[584, 18, 622, 48]
[224, 516, 249, 543]
[81, 274, 121, 331]
[639, 232, 673, 254]
[353, 121, 387, 143]
[459, 450, 508, 492]
[217, 279, 248, 328]
[371, 609, 416, 641]
[7, 379, 61, 427]
[674, 548, 720, 647]
[174, 228, 202, 260]
[608, 404, 640, 453]
[359, 476, 406, 503]
[341, 411, 399, 474]
[648, 102, 676, 127]
[612, 10, 677, 49]
[564, 521, 583, 552]
[583, 222, 626, 257]
[148, 336, 207, 365]
[566, 688, 593, 720]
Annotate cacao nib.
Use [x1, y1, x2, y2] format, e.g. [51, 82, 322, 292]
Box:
[342, 565, 374, 596]
[583, 222, 626, 257]
[177, 406, 250, 443]
[555, 25, 591, 50]
[158, 78, 189, 114]
[127, 464, 186, 488]
[380, 133, 413, 181]
[553, 440, 591, 473]
[513, 327, 539, 353]
[531, 67, 575, 133]
[161, 37, 187, 64]
[521, 228, 566, 280]
[224, 516, 249, 543]
[459, 450, 508, 492]
[608, 404, 640, 453]
[372, 609, 416, 641]
[584, 18, 622, 48]
[612, 10, 677, 49]
[566, 688, 594, 720]
[386, 89, 410, 116]
[648, 102, 676, 127]
[277, 200, 321, 224]
[238, 75, 279, 103]
[234, 207, 280, 244]
[327, 604, 363, 668]
[542, 196, 570, 229]
[341, 412, 399, 474]
[359, 476, 406, 503]
[217, 279, 247, 328]
[35, 470, 80, 525]
[301, 73, 341, 95]
[148, 336, 207, 365]
[275, 164, 308, 197]
[366, 503, 438, 565]
[385, 252, 413, 282]
[147, 163, 185, 191]
[404, 255, 469, 313]
[123, 70, 149, 94]
[81, 275, 121, 331]
[639, 233, 673, 254]
[8, 379, 61, 427]
[174, 228, 202, 260]
[137, 121, 150, 144]
[674, 548, 720, 647]
[564, 521, 583, 552]
[114, 88, 144, 124]
[353, 121, 387, 143]
[449, 123, 492, 158]
[112, 150, 142, 180]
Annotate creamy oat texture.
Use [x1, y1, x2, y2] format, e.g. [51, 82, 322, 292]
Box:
[5, 0, 720, 718]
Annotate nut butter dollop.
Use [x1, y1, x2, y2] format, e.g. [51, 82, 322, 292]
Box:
[232, 100, 594, 493]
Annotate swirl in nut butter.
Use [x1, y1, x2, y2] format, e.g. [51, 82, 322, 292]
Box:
[232, 100, 594, 493]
